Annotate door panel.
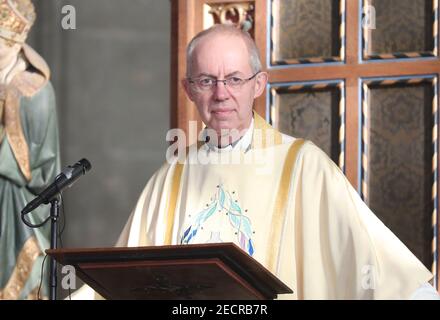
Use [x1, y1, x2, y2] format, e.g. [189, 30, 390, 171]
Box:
[271, 0, 343, 64]
[362, 77, 437, 269]
[363, 0, 437, 59]
[270, 81, 344, 168]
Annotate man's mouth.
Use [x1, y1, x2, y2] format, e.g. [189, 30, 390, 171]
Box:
[211, 108, 234, 117]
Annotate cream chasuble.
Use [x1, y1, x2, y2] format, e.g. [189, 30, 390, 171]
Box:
[113, 114, 433, 300]
[73, 114, 433, 299]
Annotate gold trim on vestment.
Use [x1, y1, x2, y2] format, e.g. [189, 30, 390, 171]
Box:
[252, 112, 282, 148]
[164, 163, 184, 245]
[3, 86, 31, 180]
[266, 139, 305, 273]
[0, 236, 41, 300]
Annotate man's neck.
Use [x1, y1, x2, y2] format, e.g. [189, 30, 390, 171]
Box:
[206, 118, 254, 152]
[217, 118, 253, 147]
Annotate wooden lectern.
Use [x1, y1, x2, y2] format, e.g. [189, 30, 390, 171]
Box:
[46, 243, 292, 300]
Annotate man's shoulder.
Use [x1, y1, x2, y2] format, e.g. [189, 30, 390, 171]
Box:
[281, 134, 326, 158]
[281, 133, 295, 145]
[280, 135, 341, 174]
[151, 157, 183, 180]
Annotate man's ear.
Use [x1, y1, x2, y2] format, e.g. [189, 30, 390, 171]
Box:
[253, 72, 268, 98]
[182, 79, 195, 102]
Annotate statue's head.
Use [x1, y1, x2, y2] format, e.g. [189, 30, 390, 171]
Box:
[0, 0, 35, 60]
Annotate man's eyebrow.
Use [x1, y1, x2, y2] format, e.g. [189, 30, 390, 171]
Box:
[195, 71, 243, 78]
[225, 71, 242, 77]
[195, 73, 216, 78]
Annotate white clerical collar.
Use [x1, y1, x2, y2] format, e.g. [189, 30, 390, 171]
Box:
[204, 118, 254, 153]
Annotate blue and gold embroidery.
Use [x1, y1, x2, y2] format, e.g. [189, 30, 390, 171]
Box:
[181, 185, 255, 256]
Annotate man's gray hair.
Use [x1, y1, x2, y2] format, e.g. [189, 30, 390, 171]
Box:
[186, 24, 262, 78]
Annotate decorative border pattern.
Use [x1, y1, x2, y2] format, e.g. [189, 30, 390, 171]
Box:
[362, 0, 439, 60]
[361, 76, 438, 283]
[270, 0, 346, 65]
[268, 80, 346, 171]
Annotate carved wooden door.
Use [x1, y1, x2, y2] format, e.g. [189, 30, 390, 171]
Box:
[170, 0, 440, 290]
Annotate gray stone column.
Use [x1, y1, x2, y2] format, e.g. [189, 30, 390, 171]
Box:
[27, 0, 170, 248]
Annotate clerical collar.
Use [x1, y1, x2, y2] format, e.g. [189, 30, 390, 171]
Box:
[203, 118, 254, 153]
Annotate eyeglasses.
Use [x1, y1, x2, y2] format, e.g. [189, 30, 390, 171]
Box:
[187, 72, 260, 91]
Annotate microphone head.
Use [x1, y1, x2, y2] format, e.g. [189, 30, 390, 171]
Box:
[78, 158, 92, 172]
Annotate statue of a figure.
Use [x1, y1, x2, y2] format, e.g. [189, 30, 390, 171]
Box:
[0, 0, 60, 299]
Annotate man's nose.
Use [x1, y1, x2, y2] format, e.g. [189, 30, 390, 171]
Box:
[213, 80, 230, 100]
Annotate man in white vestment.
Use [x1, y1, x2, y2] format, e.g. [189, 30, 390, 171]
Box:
[73, 24, 439, 300]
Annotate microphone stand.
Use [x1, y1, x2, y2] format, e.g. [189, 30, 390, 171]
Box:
[21, 158, 92, 300]
[49, 197, 60, 300]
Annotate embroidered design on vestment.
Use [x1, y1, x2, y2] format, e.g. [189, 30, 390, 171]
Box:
[180, 184, 255, 256]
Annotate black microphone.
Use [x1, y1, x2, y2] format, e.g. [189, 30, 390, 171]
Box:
[21, 158, 92, 215]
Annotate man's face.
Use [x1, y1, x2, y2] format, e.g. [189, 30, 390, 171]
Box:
[183, 34, 267, 135]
